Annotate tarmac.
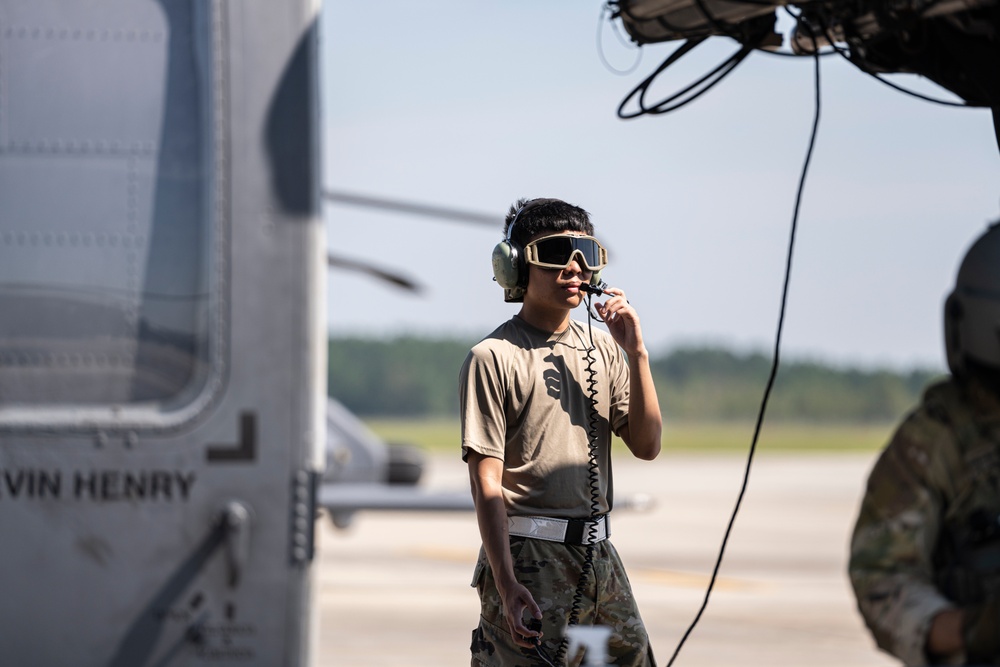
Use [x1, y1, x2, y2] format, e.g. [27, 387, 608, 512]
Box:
[315, 450, 900, 666]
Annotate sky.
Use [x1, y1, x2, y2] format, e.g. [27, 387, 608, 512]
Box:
[319, 1, 1000, 371]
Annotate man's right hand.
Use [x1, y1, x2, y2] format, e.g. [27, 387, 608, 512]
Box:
[500, 580, 543, 648]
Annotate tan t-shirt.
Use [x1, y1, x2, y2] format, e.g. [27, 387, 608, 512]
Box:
[460, 315, 630, 518]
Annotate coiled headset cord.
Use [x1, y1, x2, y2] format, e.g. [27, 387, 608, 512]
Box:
[544, 308, 606, 667]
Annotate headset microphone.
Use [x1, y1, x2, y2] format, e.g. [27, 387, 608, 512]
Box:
[579, 281, 610, 296]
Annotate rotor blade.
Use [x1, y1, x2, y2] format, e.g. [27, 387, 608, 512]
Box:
[327, 253, 423, 293]
[323, 189, 501, 228]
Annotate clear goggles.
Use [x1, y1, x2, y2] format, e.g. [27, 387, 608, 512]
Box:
[524, 234, 608, 271]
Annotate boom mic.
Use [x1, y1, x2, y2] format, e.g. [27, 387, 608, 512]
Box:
[579, 282, 610, 296]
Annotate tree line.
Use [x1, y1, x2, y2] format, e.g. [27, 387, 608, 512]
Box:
[327, 335, 944, 423]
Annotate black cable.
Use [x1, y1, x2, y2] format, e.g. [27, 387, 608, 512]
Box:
[839, 55, 973, 107]
[664, 32, 823, 667]
[617, 38, 755, 118]
[531, 637, 559, 667]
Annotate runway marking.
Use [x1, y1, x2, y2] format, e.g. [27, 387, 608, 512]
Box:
[633, 568, 765, 591]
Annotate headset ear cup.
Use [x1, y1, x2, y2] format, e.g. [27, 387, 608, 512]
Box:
[590, 269, 602, 287]
[492, 241, 521, 289]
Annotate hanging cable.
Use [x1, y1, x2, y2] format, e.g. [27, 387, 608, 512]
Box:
[664, 28, 824, 667]
[834, 50, 974, 107]
[617, 37, 756, 118]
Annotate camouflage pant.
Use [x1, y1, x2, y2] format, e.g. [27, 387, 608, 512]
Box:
[470, 537, 656, 667]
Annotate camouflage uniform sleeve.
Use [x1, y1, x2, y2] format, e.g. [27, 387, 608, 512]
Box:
[848, 407, 961, 666]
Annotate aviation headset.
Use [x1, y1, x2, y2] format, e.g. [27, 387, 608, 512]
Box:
[491, 199, 604, 303]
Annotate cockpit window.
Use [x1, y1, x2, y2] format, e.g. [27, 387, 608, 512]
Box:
[0, 1, 224, 422]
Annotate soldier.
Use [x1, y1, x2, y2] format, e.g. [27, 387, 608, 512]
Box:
[460, 198, 662, 666]
[849, 222, 1000, 665]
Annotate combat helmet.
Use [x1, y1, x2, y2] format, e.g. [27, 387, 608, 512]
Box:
[945, 222, 1000, 376]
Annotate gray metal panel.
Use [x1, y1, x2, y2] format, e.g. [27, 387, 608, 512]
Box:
[0, 0, 223, 426]
[0, 0, 324, 664]
[2, 2, 169, 143]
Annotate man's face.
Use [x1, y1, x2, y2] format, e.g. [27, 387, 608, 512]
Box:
[522, 231, 598, 310]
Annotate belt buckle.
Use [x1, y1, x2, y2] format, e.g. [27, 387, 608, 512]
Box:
[568, 515, 606, 545]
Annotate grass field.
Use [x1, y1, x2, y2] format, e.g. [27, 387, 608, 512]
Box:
[364, 418, 897, 454]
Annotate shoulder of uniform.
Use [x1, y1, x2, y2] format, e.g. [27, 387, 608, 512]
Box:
[873, 379, 966, 484]
[470, 319, 520, 350]
[920, 377, 973, 429]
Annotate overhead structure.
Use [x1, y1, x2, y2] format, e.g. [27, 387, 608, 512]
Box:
[609, 0, 1000, 147]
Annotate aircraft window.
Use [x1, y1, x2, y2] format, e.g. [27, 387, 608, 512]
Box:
[0, 1, 225, 422]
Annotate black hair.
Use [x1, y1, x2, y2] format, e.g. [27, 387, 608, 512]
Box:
[504, 197, 594, 248]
